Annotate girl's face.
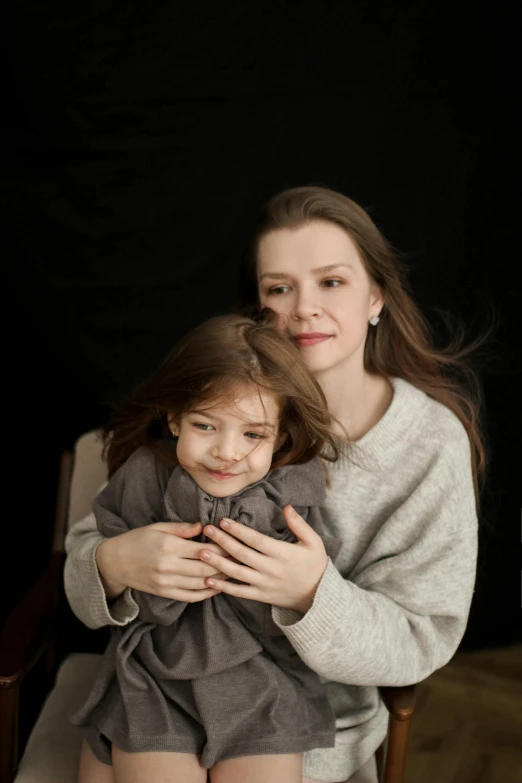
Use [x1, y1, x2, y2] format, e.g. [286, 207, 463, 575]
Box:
[257, 220, 383, 377]
[170, 387, 284, 497]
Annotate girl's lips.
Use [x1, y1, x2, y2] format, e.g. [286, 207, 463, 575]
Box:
[206, 468, 238, 480]
[293, 334, 332, 346]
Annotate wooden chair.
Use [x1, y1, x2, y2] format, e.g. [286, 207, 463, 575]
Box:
[0, 432, 416, 783]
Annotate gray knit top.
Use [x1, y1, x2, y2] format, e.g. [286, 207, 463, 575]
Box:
[64, 378, 478, 782]
[70, 452, 343, 767]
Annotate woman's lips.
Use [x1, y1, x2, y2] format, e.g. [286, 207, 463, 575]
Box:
[293, 333, 332, 347]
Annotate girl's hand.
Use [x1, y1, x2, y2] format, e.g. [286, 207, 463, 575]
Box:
[95, 522, 231, 602]
[199, 505, 328, 614]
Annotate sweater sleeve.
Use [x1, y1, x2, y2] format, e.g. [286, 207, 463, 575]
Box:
[64, 504, 139, 631]
[272, 444, 478, 687]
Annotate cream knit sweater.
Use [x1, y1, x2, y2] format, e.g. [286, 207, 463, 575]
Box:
[64, 378, 478, 782]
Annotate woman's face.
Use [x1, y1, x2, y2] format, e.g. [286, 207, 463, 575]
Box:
[257, 220, 383, 377]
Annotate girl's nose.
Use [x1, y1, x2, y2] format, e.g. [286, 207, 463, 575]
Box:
[212, 435, 242, 463]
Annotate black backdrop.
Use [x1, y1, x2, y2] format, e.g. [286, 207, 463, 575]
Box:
[2, 3, 519, 651]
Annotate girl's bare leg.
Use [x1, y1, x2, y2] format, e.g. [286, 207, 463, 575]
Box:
[210, 753, 302, 783]
[77, 740, 114, 783]
[112, 745, 206, 783]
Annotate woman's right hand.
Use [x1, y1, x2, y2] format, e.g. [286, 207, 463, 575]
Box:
[95, 522, 230, 602]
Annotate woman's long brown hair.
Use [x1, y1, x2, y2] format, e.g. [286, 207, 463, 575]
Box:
[102, 314, 338, 478]
[239, 185, 487, 506]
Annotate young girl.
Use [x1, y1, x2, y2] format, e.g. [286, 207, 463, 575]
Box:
[65, 186, 482, 783]
[71, 313, 344, 783]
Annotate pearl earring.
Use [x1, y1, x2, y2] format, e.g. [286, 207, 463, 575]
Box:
[369, 314, 380, 326]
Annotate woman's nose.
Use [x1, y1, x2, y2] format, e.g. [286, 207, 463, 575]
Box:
[292, 290, 321, 320]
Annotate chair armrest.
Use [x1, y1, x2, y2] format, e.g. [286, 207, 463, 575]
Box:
[378, 684, 416, 720]
[0, 447, 73, 690]
[0, 551, 64, 689]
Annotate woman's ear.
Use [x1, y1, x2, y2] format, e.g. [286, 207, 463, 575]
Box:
[370, 283, 385, 316]
[167, 412, 179, 437]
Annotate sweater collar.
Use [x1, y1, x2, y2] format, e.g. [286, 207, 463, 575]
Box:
[331, 377, 429, 470]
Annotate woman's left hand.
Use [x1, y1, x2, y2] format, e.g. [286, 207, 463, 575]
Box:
[199, 505, 328, 614]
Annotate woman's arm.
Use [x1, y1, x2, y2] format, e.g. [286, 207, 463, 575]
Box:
[64, 511, 137, 629]
[271, 522, 477, 686]
[198, 443, 478, 686]
[63, 489, 232, 630]
[201, 506, 477, 686]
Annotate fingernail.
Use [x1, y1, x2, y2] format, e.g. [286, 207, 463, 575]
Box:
[207, 579, 215, 587]
[220, 519, 230, 529]
[201, 551, 211, 561]
[206, 526, 215, 536]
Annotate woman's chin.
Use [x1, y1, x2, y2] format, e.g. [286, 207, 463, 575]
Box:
[298, 352, 339, 375]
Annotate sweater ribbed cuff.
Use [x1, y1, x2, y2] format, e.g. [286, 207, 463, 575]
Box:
[91, 541, 139, 626]
[272, 559, 353, 654]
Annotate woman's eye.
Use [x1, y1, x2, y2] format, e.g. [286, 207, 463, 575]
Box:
[267, 285, 290, 296]
[245, 432, 265, 440]
[321, 278, 343, 288]
[193, 422, 213, 431]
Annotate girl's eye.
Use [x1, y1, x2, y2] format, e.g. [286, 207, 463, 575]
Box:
[245, 432, 265, 440]
[267, 285, 291, 296]
[193, 422, 213, 431]
[321, 278, 343, 288]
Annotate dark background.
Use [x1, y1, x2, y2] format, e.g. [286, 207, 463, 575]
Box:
[2, 2, 519, 657]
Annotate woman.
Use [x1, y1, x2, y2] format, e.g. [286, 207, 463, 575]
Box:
[65, 186, 483, 783]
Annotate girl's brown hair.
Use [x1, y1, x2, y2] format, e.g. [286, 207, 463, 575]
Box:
[102, 314, 338, 478]
[239, 185, 486, 505]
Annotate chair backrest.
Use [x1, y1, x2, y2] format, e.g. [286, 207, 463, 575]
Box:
[67, 431, 108, 531]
